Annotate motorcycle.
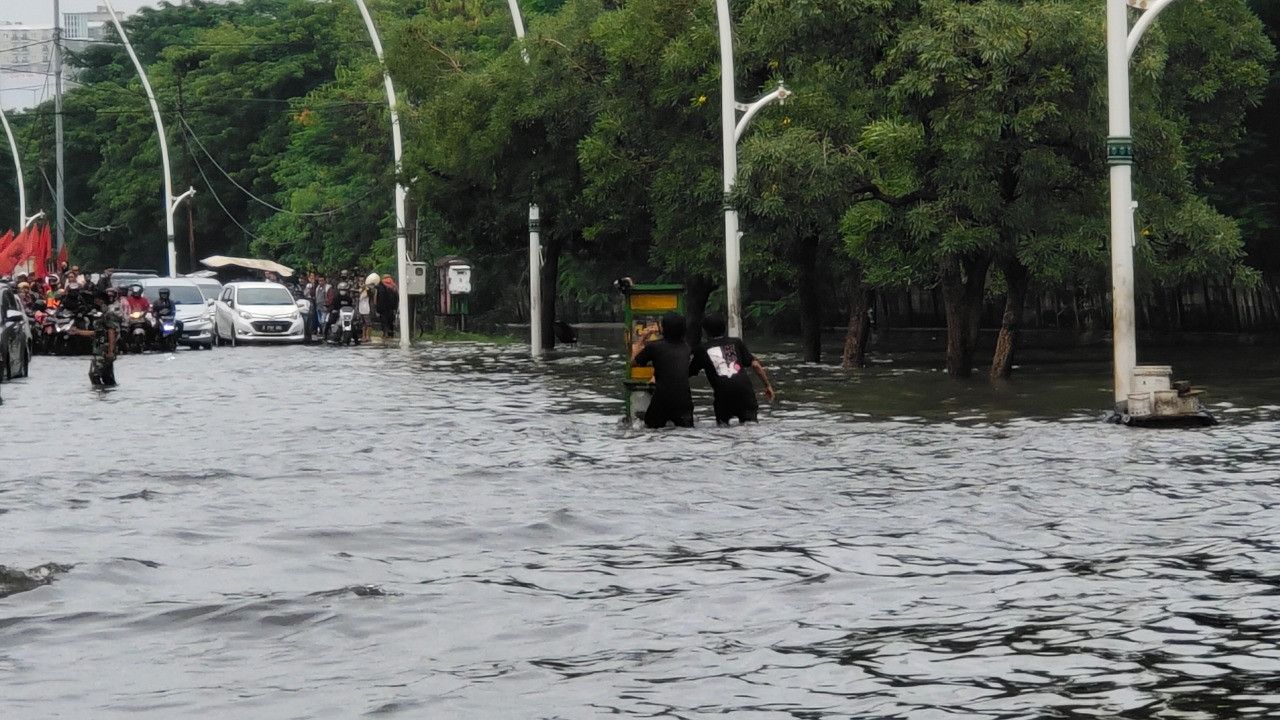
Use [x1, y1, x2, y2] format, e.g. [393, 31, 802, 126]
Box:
[324, 304, 361, 346]
[33, 309, 56, 355]
[54, 308, 77, 355]
[123, 311, 154, 354]
[155, 310, 179, 352]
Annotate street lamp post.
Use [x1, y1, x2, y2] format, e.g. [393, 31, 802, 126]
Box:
[352, 0, 411, 351]
[1106, 0, 1181, 411]
[715, 1, 789, 339]
[0, 104, 39, 231]
[102, 0, 194, 277]
[505, 0, 543, 358]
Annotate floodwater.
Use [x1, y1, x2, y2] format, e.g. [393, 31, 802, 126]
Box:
[1, 339, 1278, 719]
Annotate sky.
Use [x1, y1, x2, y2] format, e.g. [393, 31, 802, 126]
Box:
[3, 1, 159, 28]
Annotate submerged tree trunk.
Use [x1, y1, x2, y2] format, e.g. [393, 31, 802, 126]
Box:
[684, 276, 715, 346]
[842, 282, 873, 369]
[990, 260, 1030, 381]
[940, 255, 991, 378]
[798, 246, 823, 363]
[539, 235, 561, 351]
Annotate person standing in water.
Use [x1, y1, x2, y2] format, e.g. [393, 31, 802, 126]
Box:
[633, 312, 695, 429]
[71, 290, 120, 387]
[690, 313, 775, 425]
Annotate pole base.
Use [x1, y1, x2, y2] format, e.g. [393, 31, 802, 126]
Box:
[1105, 409, 1217, 428]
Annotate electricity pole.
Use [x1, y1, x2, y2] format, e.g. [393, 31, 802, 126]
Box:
[54, 0, 66, 255]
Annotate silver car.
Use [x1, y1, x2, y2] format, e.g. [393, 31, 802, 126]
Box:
[1, 286, 32, 380]
[140, 278, 216, 350]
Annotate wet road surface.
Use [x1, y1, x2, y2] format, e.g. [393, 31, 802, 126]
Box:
[1, 341, 1278, 718]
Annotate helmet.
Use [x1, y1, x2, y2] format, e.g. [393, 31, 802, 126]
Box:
[159, 288, 170, 297]
[336, 282, 351, 293]
[365, 272, 380, 286]
[129, 284, 143, 297]
[47, 275, 59, 286]
[18, 282, 30, 291]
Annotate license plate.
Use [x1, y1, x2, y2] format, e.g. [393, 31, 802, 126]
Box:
[263, 323, 287, 332]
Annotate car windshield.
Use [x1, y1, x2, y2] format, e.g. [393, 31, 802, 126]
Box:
[237, 287, 294, 306]
[194, 283, 221, 301]
[144, 285, 204, 304]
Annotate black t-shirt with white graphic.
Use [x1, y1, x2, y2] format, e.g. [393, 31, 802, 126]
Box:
[691, 336, 756, 401]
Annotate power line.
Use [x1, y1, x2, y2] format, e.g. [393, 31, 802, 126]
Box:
[37, 165, 116, 235]
[178, 113, 380, 218]
[180, 123, 261, 243]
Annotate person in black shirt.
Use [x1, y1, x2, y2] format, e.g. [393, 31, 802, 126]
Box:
[690, 313, 775, 425]
[633, 313, 695, 429]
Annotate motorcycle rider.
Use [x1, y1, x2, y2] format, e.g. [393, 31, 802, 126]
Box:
[44, 275, 62, 303]
[152, 288, 175, 318]
[16, 281, 37, 311]
[121, 284, 152, 315]
[324, 281, 356, 339]
[120, 284, 154, 348]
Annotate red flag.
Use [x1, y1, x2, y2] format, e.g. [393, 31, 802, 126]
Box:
[39, 224, 53, 277]
[57, 234, 68, 270]
[0, 229, 23, 275]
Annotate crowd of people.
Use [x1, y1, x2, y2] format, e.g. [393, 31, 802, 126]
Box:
[283, 269, 399, 344]
[3, 262, 402, 389]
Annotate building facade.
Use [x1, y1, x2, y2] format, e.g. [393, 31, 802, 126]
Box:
[0, 23, 56, 75]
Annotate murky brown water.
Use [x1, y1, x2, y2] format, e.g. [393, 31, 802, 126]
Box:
[1, 339, 1278, 718]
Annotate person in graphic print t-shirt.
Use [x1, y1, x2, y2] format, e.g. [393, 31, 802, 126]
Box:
[690, 313, 775, 426]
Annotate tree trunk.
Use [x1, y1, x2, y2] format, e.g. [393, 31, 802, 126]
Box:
[842, 282, 873, 369]
[940, 255, 990, 378]
[798, 251, 822, 363]
[990, 260, 1030, 381]
[684, 276, 715, 346]
[539, 235, 561, 351]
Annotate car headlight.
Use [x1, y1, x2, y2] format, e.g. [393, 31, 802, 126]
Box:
[238, 310, 253, 320]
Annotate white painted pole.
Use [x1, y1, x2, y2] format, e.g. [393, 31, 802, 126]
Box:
[506, 0, 542, 357]
[1107, 0, 1137, 411]
[103, 0, 179, 277]
[353, 0, 411, 350]
[0, 104, 28, 231]
[529, 204, 543, 357]
[54, 0, 67, 254]
[715, 0, 742, 338]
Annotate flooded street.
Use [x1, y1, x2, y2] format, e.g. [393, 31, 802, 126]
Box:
[2, 341, 1279, 718]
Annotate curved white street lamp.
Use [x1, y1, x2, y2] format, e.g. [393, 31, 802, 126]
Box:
[505, 0, 544, 358]
[735, 82, 791, 144]
[1105, 0, 1182, 411]
[102, 0, 195, 277]
[0, 105, 42, 232]
[352, 0, 411, 350]
[716, 1, 791, 339]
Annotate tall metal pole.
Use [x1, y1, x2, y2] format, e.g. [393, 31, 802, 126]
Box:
[353, 0, 411, 350]
[1106, 0, 1137, 411]
[529, 204, 542, 356]
[103, 0, 182, 277]
[715, 0, 743, 338]
[506, 0, 542, 357]
[1105, 0, 1183, 412]
[54, 0, 66, 254]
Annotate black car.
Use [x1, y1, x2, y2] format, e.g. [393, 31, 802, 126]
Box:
[1, 286, 32, 381]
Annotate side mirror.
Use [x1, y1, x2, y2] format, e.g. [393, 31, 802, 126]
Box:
[5, 309, 23, 322]
[296, 299, 310, 310]
[205, 298, 215, 307]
